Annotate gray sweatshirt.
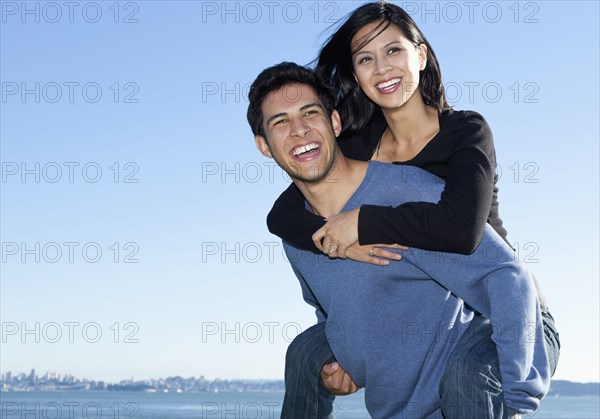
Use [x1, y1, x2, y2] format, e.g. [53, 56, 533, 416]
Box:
[284, 161, 550, 418]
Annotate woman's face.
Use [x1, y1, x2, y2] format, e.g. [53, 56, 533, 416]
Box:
[351, 22, 427, 111]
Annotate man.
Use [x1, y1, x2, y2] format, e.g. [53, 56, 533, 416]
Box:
[247, 62, 556, 418]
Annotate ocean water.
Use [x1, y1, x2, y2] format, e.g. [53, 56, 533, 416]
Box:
[0, 391, 598, 418]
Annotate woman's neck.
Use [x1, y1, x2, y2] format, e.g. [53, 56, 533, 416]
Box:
[374, 93, 441, 163]
[381, 93, 439, 146]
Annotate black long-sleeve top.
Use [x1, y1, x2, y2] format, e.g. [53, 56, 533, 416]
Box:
[266, 109, 508, 255]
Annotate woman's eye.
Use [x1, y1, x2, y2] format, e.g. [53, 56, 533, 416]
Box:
[358, 56, 372, 65]
[387, 47, 401, 55]
[304, 110, 317, 116]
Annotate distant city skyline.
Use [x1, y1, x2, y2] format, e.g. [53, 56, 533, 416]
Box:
[2, 369, 598, 396]
[1, 368, 284, 393]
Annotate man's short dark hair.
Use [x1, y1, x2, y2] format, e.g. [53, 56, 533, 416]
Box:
[247, 62, 337, 137]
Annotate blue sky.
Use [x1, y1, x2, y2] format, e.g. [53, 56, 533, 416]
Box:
[1, 1, 598, 384]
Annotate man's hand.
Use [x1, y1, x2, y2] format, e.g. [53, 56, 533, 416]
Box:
[320, 362, 360, 396]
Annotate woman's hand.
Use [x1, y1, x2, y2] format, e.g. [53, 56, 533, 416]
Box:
[346, 243, 407, 266]
[312, 208, 360, 258]
[312, 208, 408, 263]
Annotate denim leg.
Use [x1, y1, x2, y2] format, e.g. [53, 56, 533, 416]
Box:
[439, 312, 561, 419]
[281, 322, 337, 419]
[439, 315, 502, 419]
[541, 311, 560, 376]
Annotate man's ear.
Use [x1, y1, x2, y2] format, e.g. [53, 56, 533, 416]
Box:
[331, 110, 342, 138]
[418, 44, 428, 71]
[254, 135, 273, 158]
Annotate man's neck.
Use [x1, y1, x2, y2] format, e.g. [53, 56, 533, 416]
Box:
[295, 156, 368, 218]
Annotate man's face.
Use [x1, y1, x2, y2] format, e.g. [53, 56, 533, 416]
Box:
[254, 83, 341, 184]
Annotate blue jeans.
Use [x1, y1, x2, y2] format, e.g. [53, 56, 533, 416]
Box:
[281, 322, 336, 418]
[280, 312, 560, 419]
[439, 311, 560, 419]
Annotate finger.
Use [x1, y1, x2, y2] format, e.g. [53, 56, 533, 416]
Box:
[366, 257, 390, 266]
[375, 248, 402, 261]
[346, 251, 390, 266]
[326, 369, 344, 392]
[338, 372, 359, 394]
[336, 243, 349, 259]
[321, 374, 336, 393]
[327, 242, 338, 257]
[339, 373, 352, 393]
[377, 243, 409, 251]
[321, 362, 339, 376]
[312, 228, 326, 252]
[330, 371, 347, 394]
[339, 372, 359, 393]
[325, 238, 340, 257]
[321, 366, 338, 394]
[359, 255, 390, 266]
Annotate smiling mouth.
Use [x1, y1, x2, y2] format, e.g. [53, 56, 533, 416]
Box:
[292, 143, 320, 158]
[376, 78, 401, 91]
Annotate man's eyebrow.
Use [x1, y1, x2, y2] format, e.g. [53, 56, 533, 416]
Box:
[265, 112, 287, 127]
[300, 103, 324, 111]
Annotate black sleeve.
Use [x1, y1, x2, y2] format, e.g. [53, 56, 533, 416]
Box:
[358, 114, 496, 254]
[266, 183, 325, 253]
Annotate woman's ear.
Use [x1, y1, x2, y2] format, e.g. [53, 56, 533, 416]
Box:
[418, 44, 428, 71]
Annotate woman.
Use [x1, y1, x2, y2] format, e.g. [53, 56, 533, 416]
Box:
[272, 2, 560, 418]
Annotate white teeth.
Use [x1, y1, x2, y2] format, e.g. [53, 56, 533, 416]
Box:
[293, 143, 319, 157]
[377, 78, 401, 89]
